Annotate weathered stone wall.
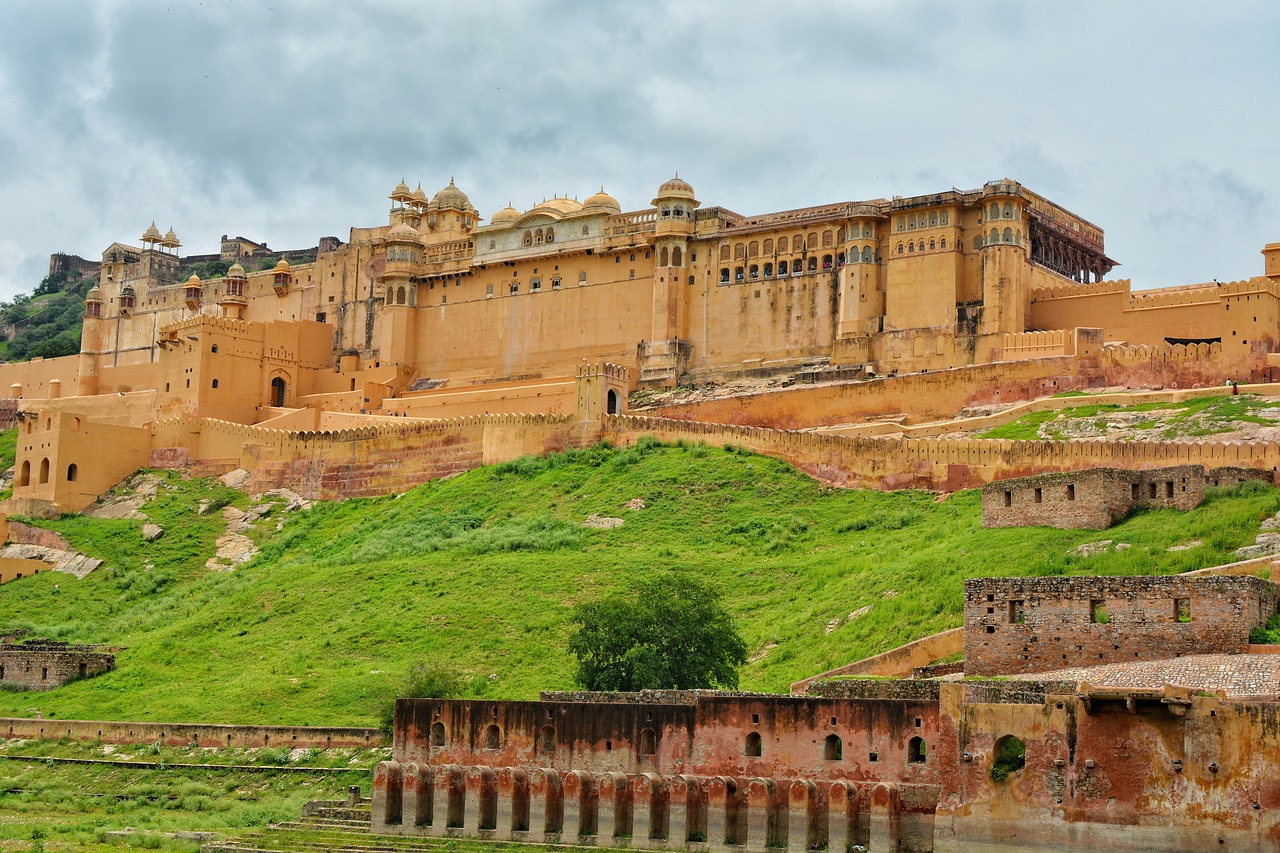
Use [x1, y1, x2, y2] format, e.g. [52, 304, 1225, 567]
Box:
[0, 716, 382, 748]
[0, 642, 114, 690]
[1206, 465, 1275, 488]
[980, 465, 1206, 530]
[963, 575, 1279, 676]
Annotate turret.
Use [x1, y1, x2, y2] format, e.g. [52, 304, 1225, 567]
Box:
[219, 263, 248, 319]
[184, 274, 202, 311]
[271, 257, 292, 297]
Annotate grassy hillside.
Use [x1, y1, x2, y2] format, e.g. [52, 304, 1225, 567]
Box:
[0, 437, 1275, 727]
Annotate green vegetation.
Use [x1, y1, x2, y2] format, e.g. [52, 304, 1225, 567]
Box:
[376, 660, 485, 733]
[1249, 612, 1280, 644]
[0, 437, 1276, 726]
[0, 738, 379, 849]
[568, 572, 747, 691]
[0, 270, 94, 361]
[979, 395, 1280, 441]
[990, 735, 1026, 782]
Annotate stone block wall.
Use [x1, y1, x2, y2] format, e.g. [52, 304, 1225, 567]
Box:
[0, 641, 115, 690]
[963, 575, 1280, 676]
[1206, 465, 1276, 488]
[981, 465, 1206, 529]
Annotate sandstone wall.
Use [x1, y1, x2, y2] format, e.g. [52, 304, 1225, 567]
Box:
[0, 716, 382, 748]
[0, 643, 114, 690]
[980, 465, 1206, 530]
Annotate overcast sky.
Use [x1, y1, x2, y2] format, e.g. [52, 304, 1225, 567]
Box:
[0, 0, 1276, 301]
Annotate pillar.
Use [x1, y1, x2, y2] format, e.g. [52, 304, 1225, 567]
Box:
[428, 764, 464, 837]
[869, 782, 901, 852]
[528, 768, 563, 843]
[745, 778, 777, 852]
[788, 780, 821, 852]
[495, 767, 529, 839]
[708, 776, 743, 848]
[402, 762, 433, 829]
[598, 771, 632, 845]
[669, 774, 706, 845]
[371, 760, 403, 828]
[631, 772, 668, 847]
[562, 770, 596, 845]
[827, 781, 859, 853]
[464, 765, 497, 835]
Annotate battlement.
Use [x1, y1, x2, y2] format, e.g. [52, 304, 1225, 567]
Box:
[1030, 278, 1131, 300]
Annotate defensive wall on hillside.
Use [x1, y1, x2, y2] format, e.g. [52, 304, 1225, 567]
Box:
[0, 641, 115, 690]
[0, 717, 382, 749]
[980, 465, 1208, 530]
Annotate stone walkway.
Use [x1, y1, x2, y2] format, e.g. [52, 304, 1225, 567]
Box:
[1013, 653, 1280, 697]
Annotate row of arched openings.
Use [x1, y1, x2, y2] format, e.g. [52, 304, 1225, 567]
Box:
[522, 227, 556, 247]
[897, 210, 951, 231]
[897, 238, 949, 254]
[430, 721, 658, 756]
[720, 254, 837, 283]
[721, 231, 837, 262]
[745, 731, 925, 764]
[657, 246, 684, 267]
[17, 458, 75, 487]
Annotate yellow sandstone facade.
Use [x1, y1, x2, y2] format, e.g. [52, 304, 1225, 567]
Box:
[4, 174, 1280, 513]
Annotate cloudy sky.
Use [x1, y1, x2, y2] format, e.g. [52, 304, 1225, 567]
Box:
[0, 0, 1276, 300]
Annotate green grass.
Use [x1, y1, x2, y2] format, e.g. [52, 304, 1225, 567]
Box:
[0, 440, 1277, 726]
[979, 394, 1280, 440]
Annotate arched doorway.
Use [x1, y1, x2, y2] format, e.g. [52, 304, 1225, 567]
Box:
[606, 389, 620, 415]
[270, 377, 286, 408]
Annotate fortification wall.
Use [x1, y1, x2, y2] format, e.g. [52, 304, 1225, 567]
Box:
[0, 717, 381, 748]
[0, 355, 81, 400]
[790, 629, 964, 694]
[962, 576, 1278, 676]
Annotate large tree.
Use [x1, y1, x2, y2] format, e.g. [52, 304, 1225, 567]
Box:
[567, 572, 748, 691]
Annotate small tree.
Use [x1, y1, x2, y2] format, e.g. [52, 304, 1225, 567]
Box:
[568, 572, 748, 691]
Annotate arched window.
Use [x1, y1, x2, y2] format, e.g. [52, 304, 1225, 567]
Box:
[928, 240, 935, 251]
[661, 206, 670, 218]
[545, 228, 554, 243]
[749, 264, 759, 279]
[607, 389, 620, 415]
[907, 214, 916, 229]
[939, 212, 949, 226]
[674, 205, 683, 217]
[908, 242, 915, 253]
[807, 257, 817, 272]
[431, 721, 446, 746]
[940, 238, 947, 250]
[523, 231, 533, 247]
[734, 243, 746, 260]
[582, 225, 590, 236]
[929, 212, 938, 226]
[18, 460, 30, 487]
[822, 230, 833, 247]
[735, 266, 744, 282]
[484, 724, 501, 750]
[897, 217, 905, 231]
[639, 729, 657, 756]
[898, 243, 905, 255]
[1003, 228, 1014, 244]
[745, 732, 762, 757]
[807, 232, 817, 248]
[38, 457, 49, 485]
[991, 735, 1026, 781]
[764, 262, 773, 276]
[822, 254, 832, 270]
[270, 377, 286, 408]
[988, 202, 1000, 220]
[748, 241, 759, 257]
[212, 379, 219, 389]
[778, 237, 789, 253]
[66, 463, 77, 482]
[1003, 202, 1013, 219]
[489, 239, 496, 249]
[990, 228, 999, 244]
[660, 247, 669, 266]
[539, 726, 555, 753]
[823, 735, 842, 761]
[907, 736, 926, 763]
[720, 244, 731, 261]
[862, 247, 873, 263]
[396, 286, 406, 305]
[763, 238, 774, 254]
[672, 246, 682, 266]
[720, 268, 730, 283]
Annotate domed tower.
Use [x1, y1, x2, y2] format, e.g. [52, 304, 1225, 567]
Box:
[489, 202, 521, 228]
[184, 274, 202, 311]
[271, 257, 292, 297]
[219, 263, 248, 320]
[426, 178, 478, 233]
[389, 179, 414, 227]
[377, 223, 424, 370]
[642, 175, 701, 386]
[78, 285, 106, 395]
[977, 180, 1030, 337]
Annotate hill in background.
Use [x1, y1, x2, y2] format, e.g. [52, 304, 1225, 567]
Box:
[0, 437, 1274, 727]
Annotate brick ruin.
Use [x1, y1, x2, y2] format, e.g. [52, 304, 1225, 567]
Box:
[980, 464, 1274, 530]
[371, 574, 1280, 852]
[0, 639, 115, 690]
[962, 575, 1278, 677]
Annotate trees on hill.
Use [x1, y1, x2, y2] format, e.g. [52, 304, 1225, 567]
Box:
[568, 572, 748, 691]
